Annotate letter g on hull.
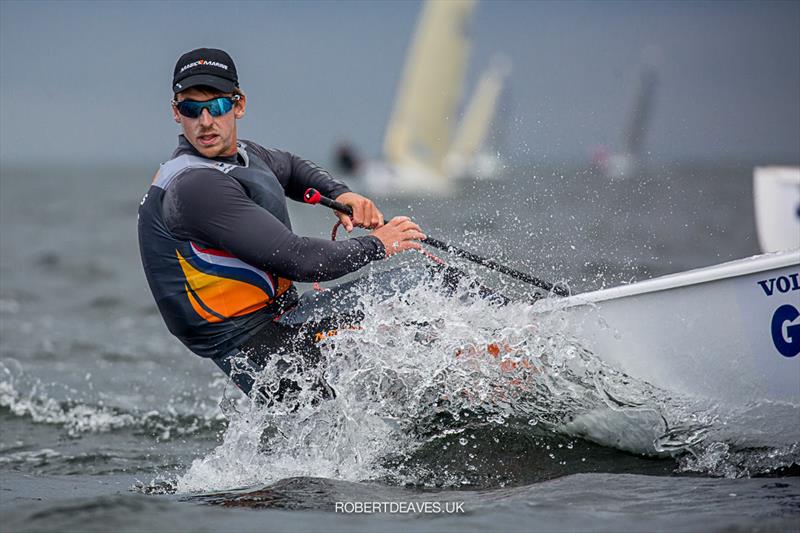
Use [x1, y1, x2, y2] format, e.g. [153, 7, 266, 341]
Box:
[771, 304, 800, 358]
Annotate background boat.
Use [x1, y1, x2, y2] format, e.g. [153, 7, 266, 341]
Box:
[753, 166, 800, 253]
[445, 56, 512, 181]
[336, 0, 510, 196]
[592, 62, 658, 180]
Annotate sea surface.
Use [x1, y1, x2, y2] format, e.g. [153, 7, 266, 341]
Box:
[1, 158, 798, 532]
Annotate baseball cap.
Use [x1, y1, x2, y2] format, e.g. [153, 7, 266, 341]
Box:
[172, 48, 239, 94]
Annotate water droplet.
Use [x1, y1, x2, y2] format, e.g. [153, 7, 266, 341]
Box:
[459, 437, 468, 446]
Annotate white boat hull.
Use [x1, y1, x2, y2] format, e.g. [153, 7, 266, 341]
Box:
[360, 160, 452, 196]
[542, 251, 800, 407]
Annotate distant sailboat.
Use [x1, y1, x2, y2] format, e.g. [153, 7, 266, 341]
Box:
[353, 0, 508, 196]
[753, 166, 800, 253]
[594, 64, 658, 179]
[445, 56, 511, 181]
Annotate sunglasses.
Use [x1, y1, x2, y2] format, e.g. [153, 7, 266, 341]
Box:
[172, 95, 240, 119]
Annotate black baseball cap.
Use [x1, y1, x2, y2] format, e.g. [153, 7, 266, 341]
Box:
[172, 48, 239, 94]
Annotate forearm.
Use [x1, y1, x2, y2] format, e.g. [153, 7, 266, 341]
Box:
[241, 232, 385, 282]
[284, 153, 350, 202]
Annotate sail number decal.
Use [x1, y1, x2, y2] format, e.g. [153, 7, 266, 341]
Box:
[758, 272, 800, 358]
[771, 304, 799, 358]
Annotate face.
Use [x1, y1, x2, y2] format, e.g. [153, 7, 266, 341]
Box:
[172, 86, 246, 158]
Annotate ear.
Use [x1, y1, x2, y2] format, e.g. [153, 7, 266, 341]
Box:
[234, 93, 246, 119]
[171, 102, 182, 124]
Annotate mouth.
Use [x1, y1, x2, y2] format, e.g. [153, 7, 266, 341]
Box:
[196, 133, 219, 147]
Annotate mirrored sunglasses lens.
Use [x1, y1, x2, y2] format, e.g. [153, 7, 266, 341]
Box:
[177, 101, 203, 118]
[209, 97, 233, 117]
[177, 98, 233, 118]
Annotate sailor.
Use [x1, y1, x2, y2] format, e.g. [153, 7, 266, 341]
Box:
[333, 141, 363, 175]
[138, 48, 426, 402]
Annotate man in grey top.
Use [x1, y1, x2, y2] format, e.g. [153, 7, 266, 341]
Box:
[138, 48, 425, 401]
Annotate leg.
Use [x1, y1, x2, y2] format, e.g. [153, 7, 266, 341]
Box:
[212, 319, 337, 404]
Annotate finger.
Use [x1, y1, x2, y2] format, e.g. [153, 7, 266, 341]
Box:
[360, 203, 376, 229]
[367, 206, 383, 229]
[350, 201, 365, 227]
[404, 230, 427, 241]
[396, 220, 422, 233]
[389, 216, 411, 226]
[397, 230, 425, 243]
[400, 241, 423, 252]
[336, 212, 353, 232]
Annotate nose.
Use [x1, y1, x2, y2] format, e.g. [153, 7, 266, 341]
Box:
[198, 108, 214, 126]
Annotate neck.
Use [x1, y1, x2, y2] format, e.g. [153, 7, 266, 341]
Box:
[220, 134, 239, 157]
[177, 135, 240, 162]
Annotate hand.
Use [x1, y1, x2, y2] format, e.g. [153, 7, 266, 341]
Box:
[334, 192, 384, 232]
[371, 216, 426, 257]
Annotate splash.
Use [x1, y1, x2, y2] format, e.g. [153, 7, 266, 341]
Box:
[176, 266, 798, 492]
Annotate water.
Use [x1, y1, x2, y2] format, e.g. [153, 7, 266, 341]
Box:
[1, 159, 797, 531]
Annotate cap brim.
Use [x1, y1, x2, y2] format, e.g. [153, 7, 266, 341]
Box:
[173, 74, 236, 94]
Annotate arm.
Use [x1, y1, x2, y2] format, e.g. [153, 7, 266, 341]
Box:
[245, 142, 349, 202]
[162, 168, 385, 282]
[247, 142, 384, 231]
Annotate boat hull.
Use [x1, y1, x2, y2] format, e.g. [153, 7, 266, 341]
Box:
[549, 251, 800, 407]
[360, 160, 452, 196]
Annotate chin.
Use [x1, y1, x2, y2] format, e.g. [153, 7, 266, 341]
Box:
[193, 143, 223, 158]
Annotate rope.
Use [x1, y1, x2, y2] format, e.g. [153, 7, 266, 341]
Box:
[331, 221, 343, 241]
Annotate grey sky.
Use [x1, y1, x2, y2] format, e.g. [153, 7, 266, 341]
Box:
[1, 0, 798, 166]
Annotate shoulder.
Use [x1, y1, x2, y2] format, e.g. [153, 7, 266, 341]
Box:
[154, 154, 240, 191]
[241, 139, 300, 181]
[241, 139, 296, 169]
[170, 166, 245, 201]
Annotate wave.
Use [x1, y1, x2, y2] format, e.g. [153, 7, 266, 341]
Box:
[0, 361, 225, 440]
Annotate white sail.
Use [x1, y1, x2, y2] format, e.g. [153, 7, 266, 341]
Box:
[446, 56, 510, 179]
[382, 0, 476, 182]
[603, 63, 658, 180]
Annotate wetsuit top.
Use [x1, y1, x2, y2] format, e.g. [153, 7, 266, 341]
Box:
[138, 135, 385, 358]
